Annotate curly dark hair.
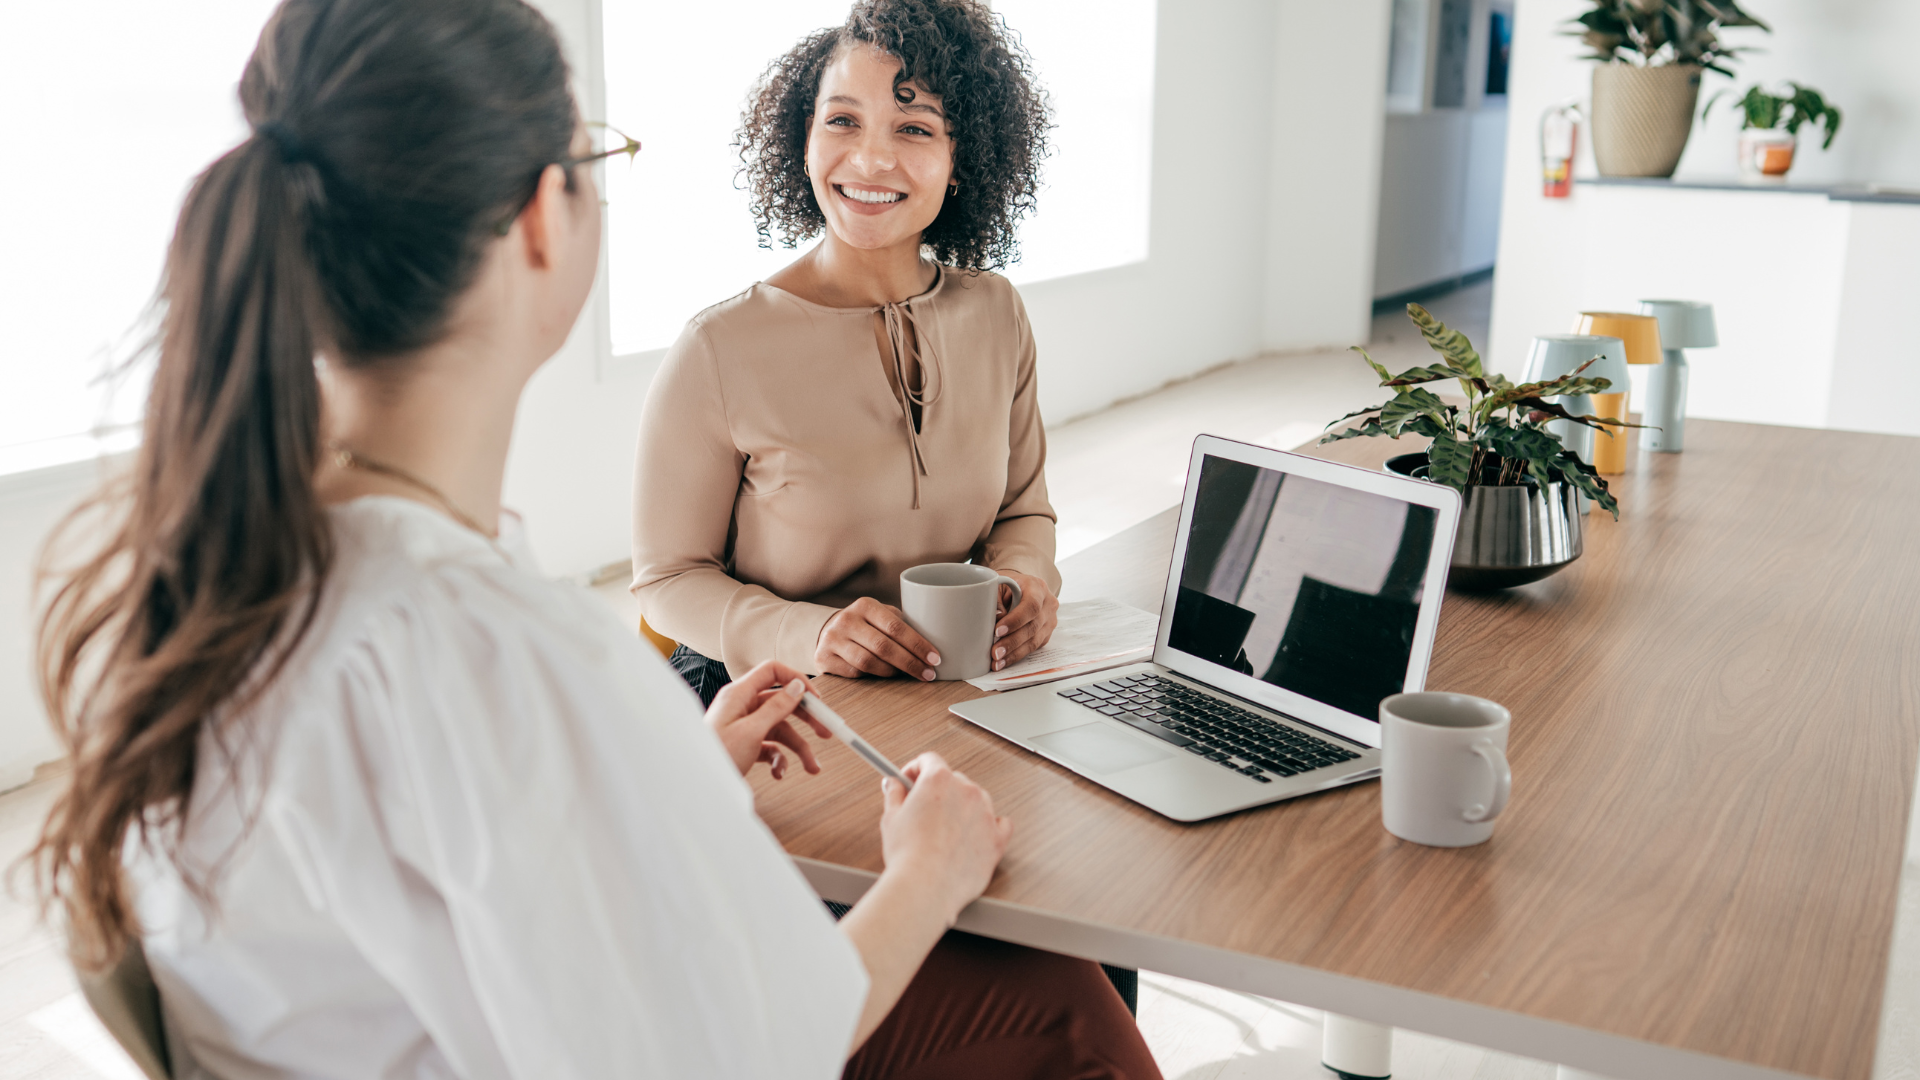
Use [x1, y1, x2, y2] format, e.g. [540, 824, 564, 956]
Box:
[736, 0, 1050, 271]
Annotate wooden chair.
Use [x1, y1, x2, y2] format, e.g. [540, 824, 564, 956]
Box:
[72, 938, 171, 1080]
[639, 617, 676, 659]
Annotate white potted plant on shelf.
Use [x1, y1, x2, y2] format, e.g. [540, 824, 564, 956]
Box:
[1705, 81, 1842, 179]
[1569, 0, 1770, 178]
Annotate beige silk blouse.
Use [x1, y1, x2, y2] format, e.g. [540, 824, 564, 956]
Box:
[630, 267, 1060, 677]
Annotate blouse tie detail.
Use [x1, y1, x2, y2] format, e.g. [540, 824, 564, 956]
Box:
[881, 298, 945, 509]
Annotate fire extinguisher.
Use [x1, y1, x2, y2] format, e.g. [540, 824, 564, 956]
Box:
[1541, 102, 1581, 198]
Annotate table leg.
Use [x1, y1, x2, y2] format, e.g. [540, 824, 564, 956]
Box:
[1321, 1013, 1392, 1079]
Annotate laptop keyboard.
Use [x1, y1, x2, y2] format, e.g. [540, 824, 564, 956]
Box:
[1057, 673, 1362, 784]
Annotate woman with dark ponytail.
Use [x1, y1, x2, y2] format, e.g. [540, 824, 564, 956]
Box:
[29, 0, 1160, 1076]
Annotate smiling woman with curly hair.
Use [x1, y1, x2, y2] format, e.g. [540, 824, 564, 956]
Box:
[633, 0, 1071, 693]
[737, 0, 1049, 270]
[630, 6, 1162, 1074]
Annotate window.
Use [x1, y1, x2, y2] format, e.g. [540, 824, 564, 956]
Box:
[0, 1, 280, 471]
[994, 0, 1155, 287]
[600, 1, 849, 356]
[600, 0, 1155, 357]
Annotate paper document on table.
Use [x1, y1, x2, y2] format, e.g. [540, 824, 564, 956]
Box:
[966, 599, 1159, 691]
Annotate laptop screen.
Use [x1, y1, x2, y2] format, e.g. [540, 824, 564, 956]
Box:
[1165, 453, 1440, 721]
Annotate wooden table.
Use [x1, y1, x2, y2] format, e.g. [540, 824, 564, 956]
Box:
[750, 420, 1920, 1080]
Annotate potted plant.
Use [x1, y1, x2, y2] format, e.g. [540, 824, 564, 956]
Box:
[1322, 304, 1631, 590]
[1705, 82, 1842, 178]
[1568, 0, 1770, 178]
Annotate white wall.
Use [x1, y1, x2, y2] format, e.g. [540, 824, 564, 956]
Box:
[1375, 111, 1472, 296]
[1019, 0, 1287, 426]
[1497, 184, 1855, 427]
[501, 0, 637, 579]
[1828, 203, 1920, 437]
[1034, 0, 1394, 417]
[1263, 0, 1394, 351]
[1487, 0, 1578, 377]
[0, 461, 118, 790]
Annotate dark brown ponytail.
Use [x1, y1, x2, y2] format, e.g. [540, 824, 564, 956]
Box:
[28, 0, 576, 968]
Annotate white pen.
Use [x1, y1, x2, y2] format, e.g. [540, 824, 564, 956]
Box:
[801, 692, 914, 791]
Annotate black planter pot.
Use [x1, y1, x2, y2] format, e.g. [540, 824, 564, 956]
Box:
[1383, 453, 1584, 591]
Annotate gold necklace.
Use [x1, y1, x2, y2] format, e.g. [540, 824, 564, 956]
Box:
[327, 442, 503, 549]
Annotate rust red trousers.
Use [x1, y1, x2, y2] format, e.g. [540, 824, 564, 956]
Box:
[843, 931, 1163, 1080]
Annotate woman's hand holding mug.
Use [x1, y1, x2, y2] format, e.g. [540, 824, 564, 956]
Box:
[818, 567, 1060, 681]
[817, 597, 942, 681]
[990, 569, 1058, 671]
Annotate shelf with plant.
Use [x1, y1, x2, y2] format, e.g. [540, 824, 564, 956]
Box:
[1321, 304, 1632, 517]
[1706, 81, 1842, 148]
[1567, 1, 1771, 177]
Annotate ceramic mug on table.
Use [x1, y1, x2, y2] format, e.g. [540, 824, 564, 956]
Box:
[1380, 692, 1512, 847]
[900, 563, 1023, 681]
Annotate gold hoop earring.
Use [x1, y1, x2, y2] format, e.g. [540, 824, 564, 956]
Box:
[804, 163, 811, 178]
[947, 178, 958, 195]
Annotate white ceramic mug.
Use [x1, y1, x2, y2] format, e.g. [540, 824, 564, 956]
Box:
[1380, 692, 1512, 847]
[899, 563, 1023, 681]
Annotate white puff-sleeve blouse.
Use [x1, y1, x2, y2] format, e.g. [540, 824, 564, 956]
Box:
[129, 497, 867, 1080]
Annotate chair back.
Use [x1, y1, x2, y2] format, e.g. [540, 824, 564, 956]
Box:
[72, 937, 172, 1080]
[639, 617, 677, 659]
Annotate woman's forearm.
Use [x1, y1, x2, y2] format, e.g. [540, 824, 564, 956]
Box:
[837, 864, 959, 1053]
[979, 513, 1061, 594]
[634, 569, 837, 675]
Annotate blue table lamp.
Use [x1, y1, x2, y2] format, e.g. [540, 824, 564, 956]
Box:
[1637, 300, 1717, 452]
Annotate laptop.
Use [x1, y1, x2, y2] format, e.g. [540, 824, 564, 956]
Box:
[951, 435, 1462, 822]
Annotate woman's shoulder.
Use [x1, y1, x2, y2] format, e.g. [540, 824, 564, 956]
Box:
[681, 281, 840, 343]
[932, 265, 1024, 317]
[159, 500, 622, 852]
[289, 499, 641, 705]
[245, 498, 712, 806]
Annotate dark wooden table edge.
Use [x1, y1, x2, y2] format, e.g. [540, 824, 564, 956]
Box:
[796, 858, 1817, 1080]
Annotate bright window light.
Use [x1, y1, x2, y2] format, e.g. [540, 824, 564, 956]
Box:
[601, 1, 850, 356]
[994, 0, 1154, 286]
[601, 1, 1156, 357]
[0, 1, 279, 465]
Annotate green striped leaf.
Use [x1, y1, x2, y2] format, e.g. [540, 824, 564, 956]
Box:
[1550, 451, 1619, 519]
[1407, 303, 1485, 378]
[1425, 433, 1474, 491]
[1350, 345, 1393, 383]
[1383, 363, 1482, 387]
[1378, 388, 1450, 436]
[1325, 402, 1393, 429]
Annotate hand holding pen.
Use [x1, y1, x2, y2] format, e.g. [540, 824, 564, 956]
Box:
[700, 660, 1009, 923]
[703, 660, 914, 787]
[799, 689, 1011, 916]
[704, 661, 833, 780]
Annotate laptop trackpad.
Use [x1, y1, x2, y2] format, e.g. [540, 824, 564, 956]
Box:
[1030, 723, 1172, 776]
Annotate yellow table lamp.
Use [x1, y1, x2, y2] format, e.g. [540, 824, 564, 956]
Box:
[1571, 311, 1663, 473]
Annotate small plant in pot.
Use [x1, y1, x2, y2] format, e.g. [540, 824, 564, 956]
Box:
[1706, 81, 1842, 178]
[1322, 304, 1632, 590]
[1568, 0, 1770, 178]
